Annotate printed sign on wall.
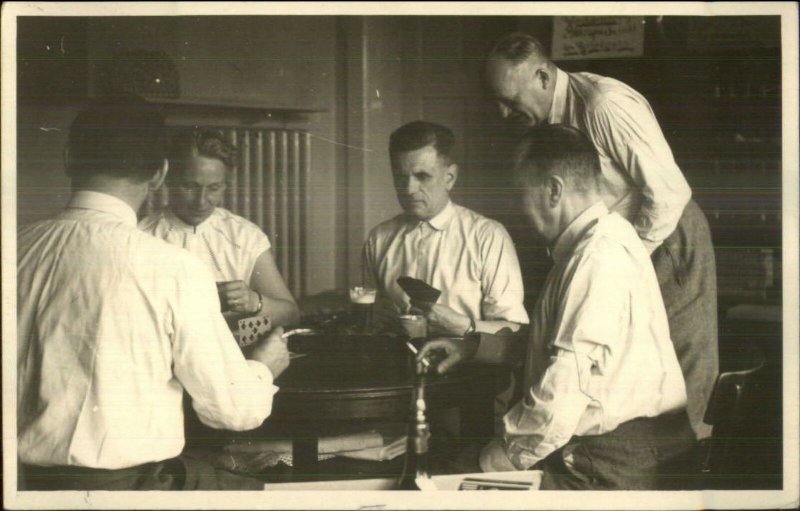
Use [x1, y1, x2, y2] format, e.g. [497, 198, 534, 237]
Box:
[552, 16, 645, 60]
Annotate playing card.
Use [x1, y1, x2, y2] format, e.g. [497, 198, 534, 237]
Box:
[235, 315, 272, 348]
[397, 276, 441, 307]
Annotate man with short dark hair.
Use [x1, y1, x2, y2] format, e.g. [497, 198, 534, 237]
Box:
[421, 125, 694, 490]
[485, 33, 718, 439]
[17, 96, 290, 490]
[362, 120, 528, 337]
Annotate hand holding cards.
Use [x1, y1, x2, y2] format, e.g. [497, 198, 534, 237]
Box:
[247, 326, 291, 379]
[396, 276, 441, 312]
[217, 280, 261, 315]
[235, 315, 272, 348]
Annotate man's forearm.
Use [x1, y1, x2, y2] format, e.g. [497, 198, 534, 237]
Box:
[261, 296, 300, 326]
[471, 330, 527, 366]
[475, 319, 522, 335]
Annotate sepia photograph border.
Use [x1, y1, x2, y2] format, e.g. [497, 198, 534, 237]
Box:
[2, 2, 798, 509]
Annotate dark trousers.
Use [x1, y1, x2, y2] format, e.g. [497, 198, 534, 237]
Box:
[536, 412, 697, 490]
[652, 200, 719, 439]
[19, 452, 264, 491]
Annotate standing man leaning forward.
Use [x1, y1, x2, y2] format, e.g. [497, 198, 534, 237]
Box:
[421, 125, 694, 490]
[17, 96, 290, 491]
[484, 33, 718, 439]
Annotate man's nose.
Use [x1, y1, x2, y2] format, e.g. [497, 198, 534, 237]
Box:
[193, 188, 209, 207]
[405, 177, 420, 195]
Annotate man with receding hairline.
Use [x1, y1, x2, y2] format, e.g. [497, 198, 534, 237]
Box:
[484, 33, 719, 440]
[422, 125, 695, 489]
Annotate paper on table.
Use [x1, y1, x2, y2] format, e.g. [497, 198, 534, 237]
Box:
[222, 431, 400, 470]
[225, 430, 384, 455]
[336, 435, 406, 461]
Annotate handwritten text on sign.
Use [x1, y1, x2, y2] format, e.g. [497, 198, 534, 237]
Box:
[552, 16, 644, 60]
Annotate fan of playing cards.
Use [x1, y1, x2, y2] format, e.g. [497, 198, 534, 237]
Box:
[234, 315, 272, 348]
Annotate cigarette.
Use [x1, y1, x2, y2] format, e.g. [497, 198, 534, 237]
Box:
[405, 341, 430, 367]
[281, 328, 314, 339]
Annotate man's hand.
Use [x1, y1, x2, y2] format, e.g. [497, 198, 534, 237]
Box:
[411, 302, 470, 336]
[479, 438, 517, 472]
[217, 280, 260, 314]
[417, 336, 479, 374]
[249, 326, 290, 378]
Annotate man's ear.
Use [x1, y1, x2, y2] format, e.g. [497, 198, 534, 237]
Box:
[545, 175, 563, 207]
[445, 163, 458, 191]
[535, 67, 551, 90]
[149, 159, 169, 191]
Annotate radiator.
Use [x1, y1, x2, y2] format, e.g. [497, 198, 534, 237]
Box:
[146, 128, 310, 298]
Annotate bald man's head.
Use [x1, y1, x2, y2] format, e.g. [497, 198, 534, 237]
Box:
[485, 33, 557, 127]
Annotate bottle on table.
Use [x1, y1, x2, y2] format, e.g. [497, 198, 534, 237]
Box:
[397, 369, 432, 490]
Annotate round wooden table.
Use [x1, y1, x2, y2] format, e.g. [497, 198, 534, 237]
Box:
[185, 334, 504, 480]
[270, 334, 503, 476]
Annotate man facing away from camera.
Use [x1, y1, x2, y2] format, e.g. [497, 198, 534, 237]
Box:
[484, 33, 718, 439]
[16, 96, 290, 490]
[421, 125, 695, 490]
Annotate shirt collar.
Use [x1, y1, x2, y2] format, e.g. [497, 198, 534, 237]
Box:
[551, 201, 608, 264]
[427, 200, 456, 231]
[164, 208, 218, 233]
[548, 67, 569, 125]
[67, 191, 138, 227]
[405, 200, 455, 234]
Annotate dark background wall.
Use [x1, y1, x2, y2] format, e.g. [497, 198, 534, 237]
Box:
[16, 15, 782, 304]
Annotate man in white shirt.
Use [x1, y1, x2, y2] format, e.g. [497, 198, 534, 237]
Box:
[484, 33, 718, 439]
[420, 125, 695, 490]
[362, 121, 528, 336]
[16, 96, 290, 490]
[139, 130, 299, 327]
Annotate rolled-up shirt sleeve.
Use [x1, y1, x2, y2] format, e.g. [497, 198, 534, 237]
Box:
[478, 223, 529, 325]
[502, 249, 629, 469]
[588, 94, 691, 252]
[170, 259, 278, 431]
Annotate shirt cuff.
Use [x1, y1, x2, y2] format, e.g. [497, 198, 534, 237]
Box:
[246, 359, 277, 393]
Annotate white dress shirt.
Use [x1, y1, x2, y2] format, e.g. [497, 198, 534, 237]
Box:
[493, 202, 686, 470]
[139, 207, 271, 282]
[17, 191, 277, 469]
[550, 67, 692, 252]
[362, 201, 529, 325]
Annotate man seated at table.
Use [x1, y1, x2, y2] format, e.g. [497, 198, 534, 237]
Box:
[139, 129, 299, 328]
[420, 125, 694, 490]
[362, 120, 528, 337]
[16, 95, 290, 491]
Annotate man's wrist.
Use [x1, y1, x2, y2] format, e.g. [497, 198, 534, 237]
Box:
[463, 316, 477, 336]
[251, 291, 264, 314]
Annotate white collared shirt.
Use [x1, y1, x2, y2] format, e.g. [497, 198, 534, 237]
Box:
[498, 201, 686, 470]
[362, 201, 529, 325]
[549, 67, 692, 252]
[139, 207, 271, 282]
[17, 191, 277, 469]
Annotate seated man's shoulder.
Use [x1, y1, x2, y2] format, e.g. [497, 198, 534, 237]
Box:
[366, 213, 409, 240]
[454, 205, 511, 239]
[214, 207, 268, 238]
[580, 214, 643, 264]
[131, 227, 210, 274]
[137, 211, 167, 233]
